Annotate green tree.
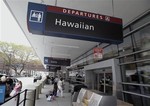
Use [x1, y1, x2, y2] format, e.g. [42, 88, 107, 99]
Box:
[0, 42, 14, 75]
[0, 41, 38, 76]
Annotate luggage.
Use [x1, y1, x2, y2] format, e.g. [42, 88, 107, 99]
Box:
[46, 91, 55, 102]
[46, 95, 52, 101]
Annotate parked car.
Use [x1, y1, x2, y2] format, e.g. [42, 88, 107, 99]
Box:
[33, 74, 42, 82]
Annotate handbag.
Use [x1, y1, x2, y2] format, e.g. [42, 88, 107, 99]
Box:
[10, 90, 17, 97]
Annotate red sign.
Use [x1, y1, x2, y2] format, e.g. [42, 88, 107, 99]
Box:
[93, 48, 103, 59]
[47, 6, 122, 24]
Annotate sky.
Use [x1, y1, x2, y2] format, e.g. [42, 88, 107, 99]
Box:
[0, 1, 31, 47]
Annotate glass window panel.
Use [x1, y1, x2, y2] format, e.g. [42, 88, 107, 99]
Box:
[132, 14, 150, 29]
[105, 73, 113, 95]
[120, 65, 127, 81]
[103, 45, 118, 59]
[99, 73, 104, 92]
[132, 25, 150, 51]
[137, 64, 150, 84]
[118, 36, 133, 55]
[120, 55, 135, 63]
[124, 85, 141, 93]
[124, 93, 142, 106]
[121, 63, 138, 83]
[142, 97, 150, 106]
[135, 51, 150, 60]
[120, 13, 150, 106]
[123, 27, 130, 35]
[142, 86, 150, 95]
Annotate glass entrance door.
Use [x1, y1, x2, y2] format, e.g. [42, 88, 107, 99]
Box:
[95, 68, 113, 95]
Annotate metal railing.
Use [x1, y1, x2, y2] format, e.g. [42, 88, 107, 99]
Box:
[0, 89, 36, 106]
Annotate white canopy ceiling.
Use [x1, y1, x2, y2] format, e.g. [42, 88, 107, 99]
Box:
[3, 0, 150, 66]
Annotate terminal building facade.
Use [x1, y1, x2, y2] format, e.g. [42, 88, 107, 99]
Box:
[2, 0, 150, 106]
[69, 11, 150, 106]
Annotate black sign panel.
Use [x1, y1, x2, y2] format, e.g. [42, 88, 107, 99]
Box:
[44, 57, 70, 66]
[46, 65, 61, 72]
[28, 2, 123, 44]
[45, 12, 123, 44]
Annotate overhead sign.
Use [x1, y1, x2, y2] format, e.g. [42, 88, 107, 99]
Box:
[27, 2, 123, 44]
[0, 85, 6, 104]
[46, 65, 61, 72]
[93, 47, 103, 59]
[27, 2, 46, 35]
[44, 57, 70, 66]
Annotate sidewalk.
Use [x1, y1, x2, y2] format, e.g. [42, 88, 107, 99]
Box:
[36, 84, 71, 106]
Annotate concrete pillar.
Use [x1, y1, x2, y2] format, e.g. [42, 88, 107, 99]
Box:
[40, 79, 45, 88]
[42, 77, 46, 85]
[33, 83, 40, 99]
[26, 86, 36, 106]
[36, 81, 42, 94]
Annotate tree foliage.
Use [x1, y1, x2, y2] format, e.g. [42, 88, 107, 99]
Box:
[0, 41, 40, 75]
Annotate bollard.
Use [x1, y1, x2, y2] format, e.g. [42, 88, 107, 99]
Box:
[41, 80, 44, 88]
[33, 83, 40, 99]
[36, 81, 42, 94]
[26, 86, 36, 106]
[42, 80, 45, 88]
[42, 77, 46, 85]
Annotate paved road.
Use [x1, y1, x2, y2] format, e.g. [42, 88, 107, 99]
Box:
[2, 77, 34, 106]
[17, 77, 34, 90]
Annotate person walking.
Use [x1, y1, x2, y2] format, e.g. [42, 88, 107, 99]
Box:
[57, 78, 64, 97]
[53, 82, 58, 97]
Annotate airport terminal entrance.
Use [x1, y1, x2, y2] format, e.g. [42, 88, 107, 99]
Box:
[84, 59, 121, 96]
[94, 68, 113, 95]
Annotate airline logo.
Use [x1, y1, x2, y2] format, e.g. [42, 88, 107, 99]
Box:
[29, 10, 43, 23]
